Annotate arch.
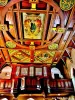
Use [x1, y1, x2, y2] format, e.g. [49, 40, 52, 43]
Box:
[0, 64, 12, 79]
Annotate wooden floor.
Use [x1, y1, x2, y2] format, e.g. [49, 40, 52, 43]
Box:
[0, 93, 75, 100]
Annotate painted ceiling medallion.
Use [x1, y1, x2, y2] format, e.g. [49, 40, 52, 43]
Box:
[23, 13, 45, 39]
[60, 0, 75, 11]
[0, 24, 8, 31]
[48, 43, 58, 50]
[0, 0, 8, 6]
[6, 41, 16, 48]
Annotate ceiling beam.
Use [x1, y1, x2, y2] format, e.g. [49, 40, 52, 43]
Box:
[66, 6, 75, 29]
[47, 8, 56, 41]
[57, 30, 74, 63]
[0, 31, 11, 62]
[10, 6, 18, 42]
[16, 3, 23, 45]
[41, 4, 50, 46]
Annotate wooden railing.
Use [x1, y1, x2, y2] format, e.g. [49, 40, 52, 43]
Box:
[16, 77, 42, 94]
[44, 79, 74, 94]
[0, 78, 74, 97]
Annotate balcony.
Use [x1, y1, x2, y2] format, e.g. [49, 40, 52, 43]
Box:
[44, 79, 74, 96]
[0, 77, 74, 98]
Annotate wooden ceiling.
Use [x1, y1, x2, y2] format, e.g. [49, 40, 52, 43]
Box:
[0, 0, 75, 65]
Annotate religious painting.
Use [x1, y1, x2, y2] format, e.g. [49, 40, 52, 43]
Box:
[23, 13, 45, 39]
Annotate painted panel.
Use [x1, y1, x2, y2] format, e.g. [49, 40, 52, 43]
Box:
[34, 50, 55, 63]
[8, 49, 30, 63]
[0, 0, 8, 6]
[23, 13, 45, 39]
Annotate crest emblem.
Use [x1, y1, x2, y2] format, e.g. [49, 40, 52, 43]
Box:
[23, 13, 45, 39]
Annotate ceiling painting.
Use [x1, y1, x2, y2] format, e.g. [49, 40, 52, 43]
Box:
[0, 0, 75, 98]
[0, 0, 8, 6]
[0, 0, 75, 65]
[60, 0, 75, 11]
[48, 43, 58, 50]
[8, 49, 30, 63]
[23, 13, 45, 39]
[6, 41, 16, 48]
[34, 50, 55, 63]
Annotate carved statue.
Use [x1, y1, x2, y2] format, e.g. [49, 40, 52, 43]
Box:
[65, 48, 75, 91]
[51, 67, 63, 79]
